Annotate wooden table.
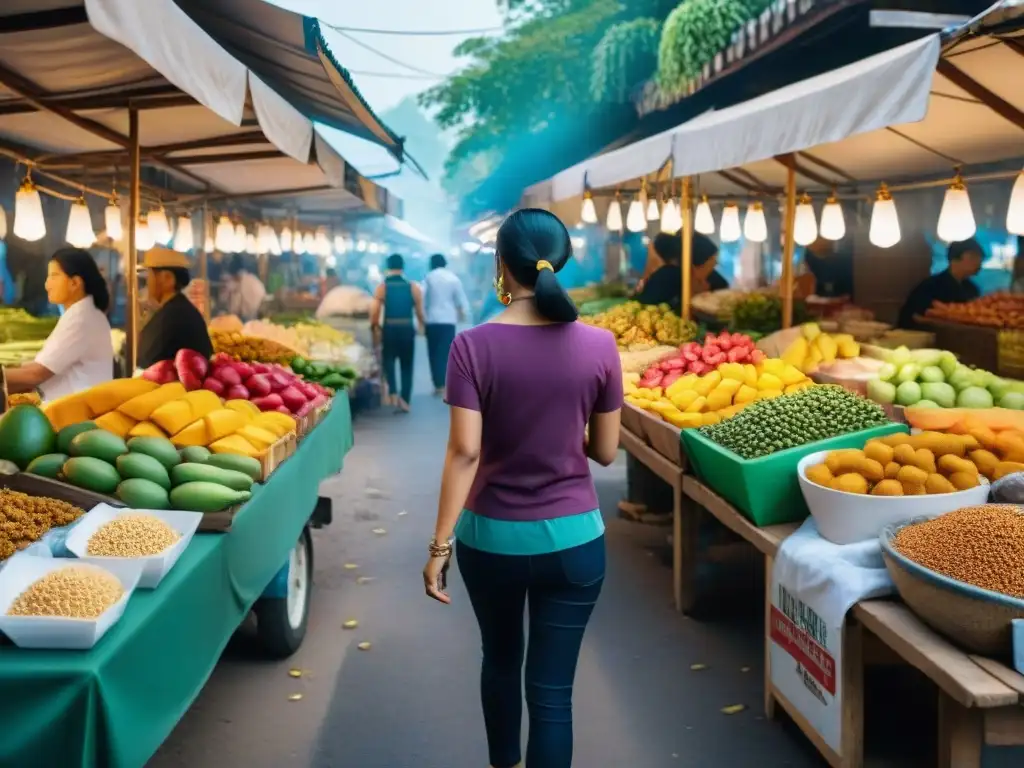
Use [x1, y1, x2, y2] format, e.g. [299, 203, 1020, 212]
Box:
[680, 477, 1024, 768]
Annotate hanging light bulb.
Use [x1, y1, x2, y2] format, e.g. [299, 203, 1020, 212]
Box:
[356, 239, 367, 252]
[173, 214, 193, 252]
[626, 196, 646, 233]
[233, 223, 247, 253]
[1008, 169, 1024, 236]
[104, 192, 122, 241]
[293, 232, 307, 255]
[742, 202, 767, 243]
[14, 176, 45, 242]
[646, 195, 660, 221]
[135, 214, 155, 251]
[204, 235, 214, 253]
[869, 184, 901, 249]
[819, 193, 846, 241]
[580, 191, 597, 225]
[793, 194, 818, 247]
[719, 203, 741, 243]
[660, 198, 682, 234]
[269, 233, 282, 257]
[256, 224, 271, 254]
[0, 204, 6, 241]
[215, 216, 235, 252]
[694, 195, 716, 235]
[334, 234, 347, 253]
[148, 206, 171, 245]
[606, 195, 624, 233]
[304, 232, 316, 253]
[280, 226, 293, 252]
[65, 196, 96, 248]
[937, 172, 976, 243]
[246, 233, 258, 254]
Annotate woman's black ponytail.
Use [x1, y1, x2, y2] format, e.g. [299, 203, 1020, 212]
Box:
[496, 208, 578, 323]
[50, 247, 110, 312]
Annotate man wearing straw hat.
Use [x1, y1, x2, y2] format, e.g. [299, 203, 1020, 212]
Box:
[138, 246, 213, 369]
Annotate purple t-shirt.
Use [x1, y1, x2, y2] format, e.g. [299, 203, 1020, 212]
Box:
[445, 321, 624, 522]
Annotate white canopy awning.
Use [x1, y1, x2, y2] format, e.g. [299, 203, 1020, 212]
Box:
[534, 34, 941, 203]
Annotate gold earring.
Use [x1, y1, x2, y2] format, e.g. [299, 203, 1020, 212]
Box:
[494, 273, 511, 306]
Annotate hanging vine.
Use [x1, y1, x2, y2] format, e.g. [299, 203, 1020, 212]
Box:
[657, 0, 751, 94]
[590, 18, 661, 104]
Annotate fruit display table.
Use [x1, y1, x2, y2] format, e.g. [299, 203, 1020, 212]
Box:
[680, 477, 1024, 768]
[0, 400, 353, 768]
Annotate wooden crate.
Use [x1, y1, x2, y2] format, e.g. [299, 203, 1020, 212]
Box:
[621, 404, 685, 469]
[297, 401, 332, 438]
[259, 432, 298, 481]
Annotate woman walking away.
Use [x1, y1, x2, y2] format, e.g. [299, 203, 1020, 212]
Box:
[371, 253, 425, 413]
[423, 209, 623, 768]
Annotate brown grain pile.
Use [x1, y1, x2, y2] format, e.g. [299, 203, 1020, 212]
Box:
[7, 565, 124, 618]
[892, 504, 1024, 598]
[0, 489, 84, 561]
[86, 514, 179, 557]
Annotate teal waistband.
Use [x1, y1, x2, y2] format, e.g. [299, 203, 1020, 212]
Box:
[454, 509, 604, 556]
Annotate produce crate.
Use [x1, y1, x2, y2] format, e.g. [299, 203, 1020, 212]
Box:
[680, 422, 908, 527]
[297, 401, 332, 438]
[620, 405, 686, 468]
[259, 432, 298, 481]
[3, 473, 242, 534]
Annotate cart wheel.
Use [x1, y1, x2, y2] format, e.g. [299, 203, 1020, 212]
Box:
[255, 526, 313, 658]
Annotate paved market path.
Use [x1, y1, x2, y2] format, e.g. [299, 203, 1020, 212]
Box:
[152, 337, 1012, 768]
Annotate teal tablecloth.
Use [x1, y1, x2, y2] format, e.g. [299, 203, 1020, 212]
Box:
[0, 398, 353, 768]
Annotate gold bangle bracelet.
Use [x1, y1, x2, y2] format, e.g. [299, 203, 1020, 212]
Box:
[428, 539, 453, 558]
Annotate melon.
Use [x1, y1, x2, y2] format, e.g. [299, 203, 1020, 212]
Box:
[0, 405, 57, 469]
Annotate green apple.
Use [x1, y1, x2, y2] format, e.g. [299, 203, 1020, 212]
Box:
[920, 382, 957, 408]
[867, 378, 897, 405]
[895, 380, 922, 407]
[956, 386, 994, 409]
[938, 351, 958, 379]
[919, 366, 945, 384]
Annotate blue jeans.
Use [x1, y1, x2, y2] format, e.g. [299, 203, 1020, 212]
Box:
[457, 536, 605, 768]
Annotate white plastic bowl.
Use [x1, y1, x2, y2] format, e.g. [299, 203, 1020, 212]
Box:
[66, 504, 202, 589]
[797, 450, 990, 545]
[0, 557, 142, 649]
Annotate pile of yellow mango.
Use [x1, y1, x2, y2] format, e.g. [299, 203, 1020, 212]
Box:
[43, 379, 295, 458]
[624, 359, 815, 429]
[781, 323, 861, 374]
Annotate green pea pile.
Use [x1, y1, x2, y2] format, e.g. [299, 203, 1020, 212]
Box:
[699, 385, 890, 459]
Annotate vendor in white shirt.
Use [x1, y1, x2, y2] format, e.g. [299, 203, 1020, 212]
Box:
[6, 248, 113, 401]
[423, 253, 469, 394]
[223, 255, 267, 322]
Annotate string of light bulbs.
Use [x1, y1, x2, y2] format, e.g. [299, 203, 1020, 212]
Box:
[586, 166, 1024, 246]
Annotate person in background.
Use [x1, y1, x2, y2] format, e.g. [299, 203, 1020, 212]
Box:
[635, 232, 725, 310]
[423, 253, 470, 395]
[137, 247, 213, 369]
[423, 209, 621, 768]
[5, 248, 112, 400]
[803, 238, 853, 298]
[224, 255, 267, 322]
[370, 254, 425, 413]
[1011, 237, 1024, 294]
[320, 267, 341, 299]
[898, 237, 983, 329]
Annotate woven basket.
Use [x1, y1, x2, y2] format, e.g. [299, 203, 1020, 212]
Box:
[881, 518, 1024, 658]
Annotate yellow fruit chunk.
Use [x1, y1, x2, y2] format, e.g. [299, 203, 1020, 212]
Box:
[82, 378, 158, 416]
[204, 409, 245, 442]
[756, 373, 782, 391]
[837, 339, 860, 358]
[756, 388, 783, 401]
[209, 435, 260, 457]
[128, 421, 167, 439]
[705, 388, 732, 412]
[237, 425, 278, 450]
[649, 400, 677, 417]
[801, 323, 821, 341]
[815, 334, 838, 363]
[781, 339, 807, 368]
[743, 364, 759, 386]
[693, 376, 717, 397]
[779, 365, 805, 386]
[718, 363, 745, 382]
[702, 371, 722, 390]
[734, 384, 758, 404]
[225, 399, 260, 417]
[716, 378, 742, 396]
[42, 393, 93, 431]
[684, 396, 707, 414]
[701, 412, 722, 426]
[671, 390, 700, 411]
[666, 374, 696, 399]
[664, 411, 703, 429]
[94, 410, 137, 439]
[171, 419, 209, 448]
[254, 412, 296, 437]
[150, 399, 194, 436]
[119, 382, 187, 421]
[182, 390, 222, 413]
[785, 382, 813, 394]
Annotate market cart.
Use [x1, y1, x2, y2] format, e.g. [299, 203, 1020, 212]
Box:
[0, 399, 353, 768]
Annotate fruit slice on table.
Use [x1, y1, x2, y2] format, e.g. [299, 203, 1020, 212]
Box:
[209, 434, 260, 458]
[128, 421, 168, 439]
[224, 399, 259, 420]
[126, 436, 181, 469]
[203, 409, 245, 443]
[42, 392, 94, 431]
[170, 419, 209, 449]
[63, 456, 121, 494]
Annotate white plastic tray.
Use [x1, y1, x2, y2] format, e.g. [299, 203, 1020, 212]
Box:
[0, 558, 143, 649]
[65, 504, 203, 589]
[797, 450, 990, 545]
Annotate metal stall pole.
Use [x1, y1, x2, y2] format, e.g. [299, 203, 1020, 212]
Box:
[781, 160, 797, 329]
[680, 176, 693, 322]
[199, 203, 210, 322]
[126, 107, 141, 372]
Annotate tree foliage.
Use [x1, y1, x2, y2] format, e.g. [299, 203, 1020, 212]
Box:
[591, 17, 661, 104]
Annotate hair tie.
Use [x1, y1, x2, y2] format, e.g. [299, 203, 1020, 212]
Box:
[536, 259, 553, 272]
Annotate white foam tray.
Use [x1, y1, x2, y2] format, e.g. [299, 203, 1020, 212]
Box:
[65, 504, 203, 589]
[0, 558, 143, 649]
